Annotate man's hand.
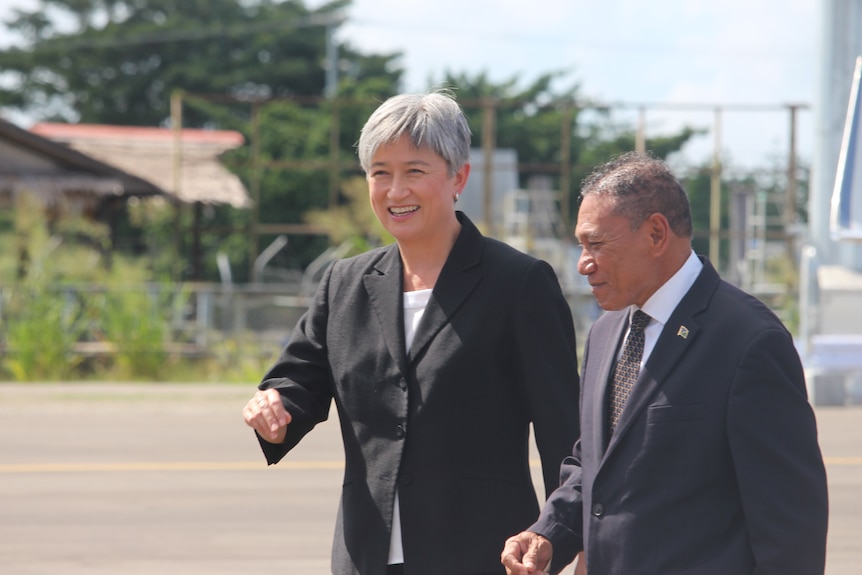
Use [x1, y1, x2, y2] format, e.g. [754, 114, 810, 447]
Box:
[242, 389, 291, 443]
[501, 531, 553, 575]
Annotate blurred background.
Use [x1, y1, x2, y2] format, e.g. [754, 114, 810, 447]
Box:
[1, 3, 861, 574]
[0, 0, 860, 406]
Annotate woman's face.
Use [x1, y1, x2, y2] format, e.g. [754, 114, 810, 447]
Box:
[366, 135, 469, 248]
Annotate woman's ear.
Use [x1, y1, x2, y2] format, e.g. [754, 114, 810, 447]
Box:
[453, 162, 471, 193]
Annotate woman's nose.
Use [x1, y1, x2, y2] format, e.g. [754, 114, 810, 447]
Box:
[387, 173, 409, 197]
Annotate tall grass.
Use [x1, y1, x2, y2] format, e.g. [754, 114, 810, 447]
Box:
[0, 194, 278, 383]
[94, 287, 171, 380]
[1, 285, 86, 381]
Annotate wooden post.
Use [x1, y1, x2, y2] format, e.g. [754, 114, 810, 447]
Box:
[481, 98, 496, 236]
[710, 107, 722, 266]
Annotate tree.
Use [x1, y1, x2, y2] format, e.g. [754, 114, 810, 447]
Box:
[438, 70, 703, 226]
[0, 2, 704, 283]
[0, 0, 398, 127]
[0, 0, 403, 282]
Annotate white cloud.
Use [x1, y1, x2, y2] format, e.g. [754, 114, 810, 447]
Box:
[0, 0, 822, 168]
[327, 0, 821, 167]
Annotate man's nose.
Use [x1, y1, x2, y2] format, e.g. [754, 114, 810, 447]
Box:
[578, 252, 596, 276]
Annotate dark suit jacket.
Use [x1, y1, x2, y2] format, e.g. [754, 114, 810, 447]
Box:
[258, 213, 580, 575]
[532, 257, 828, 575]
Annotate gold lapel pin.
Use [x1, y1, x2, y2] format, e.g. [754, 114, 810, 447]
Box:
[677, 325, 689, 339]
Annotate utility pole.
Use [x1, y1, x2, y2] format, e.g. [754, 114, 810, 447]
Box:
[324, 20, 341, 99]
[636, 106, 646, 153]
[559, 104, 573, 232]
[171, 90, 185, 281]
[248, 103, 262, 281]
[710, 107, 723, 266]
[786, 103, 803, 266]
[482, 98, 497, 236]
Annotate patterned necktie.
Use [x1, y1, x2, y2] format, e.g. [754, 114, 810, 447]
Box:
[608, 309, 650, 432]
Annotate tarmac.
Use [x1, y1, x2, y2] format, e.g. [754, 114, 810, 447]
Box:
[0, 382, 859, 574]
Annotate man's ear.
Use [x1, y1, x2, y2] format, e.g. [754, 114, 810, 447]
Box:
[646, 212, 671, 253]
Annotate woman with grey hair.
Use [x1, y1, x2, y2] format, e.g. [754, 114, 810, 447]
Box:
[244, 90, 580, 575]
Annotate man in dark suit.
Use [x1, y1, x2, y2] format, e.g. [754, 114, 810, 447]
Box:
[502, 152, 829, 575]
[244, 91, 580, 575]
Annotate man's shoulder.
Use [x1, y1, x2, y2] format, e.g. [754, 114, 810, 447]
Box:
[710, 280, 786, 330]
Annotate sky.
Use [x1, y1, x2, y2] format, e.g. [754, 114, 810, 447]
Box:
[326, 0, 821, 170]
[0, 0, 822, 170]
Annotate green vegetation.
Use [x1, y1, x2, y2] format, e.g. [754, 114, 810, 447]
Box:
[0, 0, 807, 380]
[0, 201, 274, 382]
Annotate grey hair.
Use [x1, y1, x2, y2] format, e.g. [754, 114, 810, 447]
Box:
[579, 151, 693, 237]
[357, 89, 472, 177]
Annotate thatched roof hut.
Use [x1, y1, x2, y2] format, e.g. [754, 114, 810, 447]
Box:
[30, 122, 250, 208]
[0, 118, 163, 215]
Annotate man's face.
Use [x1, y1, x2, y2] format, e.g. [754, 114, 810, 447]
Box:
[575, 194, 657, 310]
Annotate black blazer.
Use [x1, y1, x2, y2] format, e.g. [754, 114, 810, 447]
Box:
[258, 213, 580, 575]
[532, 257, 828, 575]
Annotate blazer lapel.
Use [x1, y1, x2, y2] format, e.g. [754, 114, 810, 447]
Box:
[589, 311, 628, 458]
[363, 245, 408, 374]
[604, 258, 720, 458]
[407, 212, 483, 363]
[605, 317, 700, 455]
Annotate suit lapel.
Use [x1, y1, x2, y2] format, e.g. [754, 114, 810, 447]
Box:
[605, 316, 701, 455]
[603, 258, 720, 458]
[363, 245, 408, 374]
[589, 311, 628, 457]
[407, 212, 483, 363]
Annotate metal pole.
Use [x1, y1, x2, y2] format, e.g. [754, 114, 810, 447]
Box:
[170, 90, 184, 280]
[636, 106, 646, 153]
[559, 104, 572, 232]
[329, 100, 340, 211]
[171, 90, 183, 198]
[710, 107, 723, 265]
[786, 104, 799, 266]
[481, 98, 496, 236]
[324, 24, 338, 99]
[248, 103, 262, 281]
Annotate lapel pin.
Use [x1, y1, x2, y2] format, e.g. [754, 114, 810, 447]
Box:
[677, 325, 689, 339]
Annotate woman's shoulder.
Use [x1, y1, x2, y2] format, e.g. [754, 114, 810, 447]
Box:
[330, 243, 396, 273]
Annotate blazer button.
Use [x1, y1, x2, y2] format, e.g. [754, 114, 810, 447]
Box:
[591, 503, 604, 517]
[395, 424, 405, 438]
[397, 378, 407, 390]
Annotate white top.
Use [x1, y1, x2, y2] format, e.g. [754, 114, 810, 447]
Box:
[388, 288, 433, 565]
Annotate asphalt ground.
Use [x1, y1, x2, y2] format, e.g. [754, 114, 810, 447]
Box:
[0, 382, 859, 575]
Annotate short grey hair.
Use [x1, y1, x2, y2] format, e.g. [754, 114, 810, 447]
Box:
[580, 151, 693, 237]
[357, 90, 472, 177]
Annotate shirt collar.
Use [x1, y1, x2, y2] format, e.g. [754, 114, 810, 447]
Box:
[637, 251, 702, 328]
